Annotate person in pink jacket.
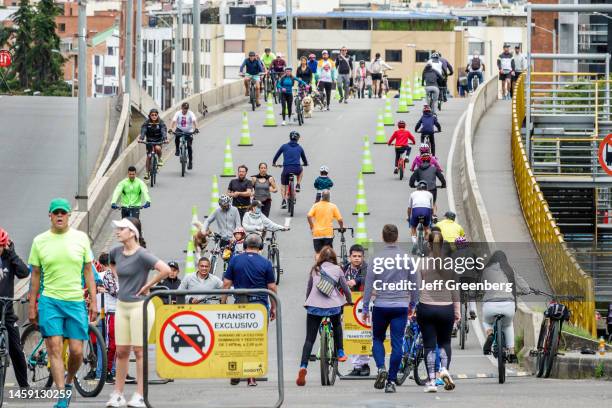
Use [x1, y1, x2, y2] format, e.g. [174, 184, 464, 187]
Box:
[296, 246, 352, 386]
[411, 143, 443, 172]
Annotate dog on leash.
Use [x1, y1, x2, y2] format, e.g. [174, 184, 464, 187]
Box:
[302, 94, 314, 118]
[311, 89, 326, 110]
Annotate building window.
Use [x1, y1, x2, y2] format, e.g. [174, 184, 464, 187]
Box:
[107, 46, 114, 56]
[94, 55, 100, 66]
[205, 39, 211, 52]
[385, 50, 402, 63]
[96, 85, 103, 94]
[224, 66, 240, 79]
[58, 23, 66, 32]
[147, 86, 152, 96]
[224, 40, 244, 53]
[415, 50, 431, 63]
[343, 19, 370, 30]
[104, 86, 115, 95]
[468, 42, 485, 56]
[148, 63, 153, 76]
[149, 40, 154, 52]
[298, 20, 326, 29]
[104, 67, 116, 76]
[205, 65, 210, 79]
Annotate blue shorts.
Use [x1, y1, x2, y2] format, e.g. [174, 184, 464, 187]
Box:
[410, 207, 432, 228]
[281, 165, 303, 185]
[38, 295, 89, 340]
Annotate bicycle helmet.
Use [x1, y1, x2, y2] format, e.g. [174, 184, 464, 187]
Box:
[248, 51, 256, 57]
[545, 303, 570, 321]
[397, 120, 406, 129]
[445, 211, 456, 221]
[431, 52, 440, 59]
[319, 165, 329, 173]
[284, 66, 293, 72]
[419, 143, 430, 153]
[421, 153, 431, 162]
[0, 228, 8, 247]
[289, 130, 300, 141]
[417, 180, 428, 190]
[423, 105, 432, 112]
[265, 48, 271, 52]
[149, 108, 159, 116]
[218, 195, 232, 207]
[233, 227, 246, 236]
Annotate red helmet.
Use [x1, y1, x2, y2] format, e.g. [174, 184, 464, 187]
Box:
[397, 120, 406, 128]
[423, 105, 432, 112]
[0, 228, 8, 247]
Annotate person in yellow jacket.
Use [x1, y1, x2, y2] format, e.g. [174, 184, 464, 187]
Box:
[111, 166, 151, 219]
[437, 211, 465, 243]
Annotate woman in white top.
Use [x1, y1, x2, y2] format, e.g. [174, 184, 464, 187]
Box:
[370, 52, 392, 98]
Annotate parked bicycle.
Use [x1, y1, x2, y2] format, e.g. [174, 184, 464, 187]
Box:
[333, 227, 354, 271]
[169, 128, 198, 177]
[397, 316, 428, 386]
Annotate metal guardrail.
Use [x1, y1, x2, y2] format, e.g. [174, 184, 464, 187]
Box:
[512, 74, 596, 335]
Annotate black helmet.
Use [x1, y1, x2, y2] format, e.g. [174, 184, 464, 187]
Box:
[444, 211, 456, 221]
[149, 108, 159, 115]
[289, 131, 300, 141]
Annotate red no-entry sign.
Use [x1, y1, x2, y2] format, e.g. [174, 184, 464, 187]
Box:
[0, 50, 11, 68]
[598, 133, 612, 176]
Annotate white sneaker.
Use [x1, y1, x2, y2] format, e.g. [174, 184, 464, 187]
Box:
[127, 393, 146, 408]
[424, 380, 438, 393]
[282, 120, 287, 126]
[106, 391, 127, 407]
[439, 368, 455, 391]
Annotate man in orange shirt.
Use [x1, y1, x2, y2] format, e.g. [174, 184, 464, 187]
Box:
[306, 190, 344, 254]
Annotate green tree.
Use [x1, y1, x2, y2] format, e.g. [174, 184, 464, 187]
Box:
[9, 0, 33, 88]
[30, 0, 63, 89]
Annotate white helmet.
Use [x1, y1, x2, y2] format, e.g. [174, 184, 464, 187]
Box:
[319, 165, 329, 173]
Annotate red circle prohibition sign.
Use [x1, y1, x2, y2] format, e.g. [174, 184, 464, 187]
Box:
[598, 133, 612, 176]
[159, 310, 215, 367]
[352, 296, 371, 329]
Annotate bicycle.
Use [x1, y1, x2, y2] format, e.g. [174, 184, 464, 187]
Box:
[397, 315, 428, 386]
[205, 232, 229, 276]
[21, 321, 107, 397]
[491, 313, 508, 383]
[0, 297, 23, 405]
[170, 128, 198, 177]
[470, 74, 480, 94]
[333, 227, 354, 270]
[394, 146, 412, 181]
[266, 229, 288, 285]
[293, 85, 307, 126]
[113, 205, 144, 220]
[381, 75, 390, 97]
[318, 316, 339, 386]
[529, 288, 582, 378]
[274, 165, 299, 217]
[263, 72, 275, 103]
[138, 140, 165, 188]
[458, 289, 470, 350]
[241, 73, 259, 111]
[437, 86, 447, 112]
[411, 215, 427, 257]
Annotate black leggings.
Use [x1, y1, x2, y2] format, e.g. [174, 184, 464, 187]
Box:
[416, 303, 454, 381]
[300, 313, 343, 367]
[318, 82, 332, 107]
[261, 199, 271, 217]
[280, 93, 293, 120]
[421, 133, 436, 157]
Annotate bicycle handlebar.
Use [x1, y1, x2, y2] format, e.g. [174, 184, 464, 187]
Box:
[528, 288, 585, 301]
[138, 140, 168, 145]
[169, 129, 199, 136]
[334, 227, 354, 237]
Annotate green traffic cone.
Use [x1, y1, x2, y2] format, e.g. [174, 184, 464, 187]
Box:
[383, 96, 394, 126]
[220, 137, 235, 177]
[185, 240, 196, 274]
[352, 173, 370, 215]
[209, 175, 220, 214]
[397, 80, 409, 113]
[354, 212, 370, 248]
[238, 111, 253, 146]
[263, 97, 277, 127]
[373, 109, 386, 144]
[191, 205, 199, 236]
[405, 79, 414, 106]
[361, 136, 375, 174]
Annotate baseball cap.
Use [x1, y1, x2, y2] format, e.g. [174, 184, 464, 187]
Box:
[322, 50, 329, 55]
[112, 218, 140, 240]
[168, 261, 180, 270]
[49, 198, 71, 213]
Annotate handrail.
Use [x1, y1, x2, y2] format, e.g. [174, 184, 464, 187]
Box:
[511, 74, 596, 335]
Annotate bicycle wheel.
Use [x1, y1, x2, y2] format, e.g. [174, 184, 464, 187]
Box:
[320, 327, 329, 385]
[496, 319, 506, 384]
[396, 336, 411, 386]
[0, 330, 8, 406]
[150, 154, 157, 187]
[251, 91, 256, 111]
[209, 254, 218, 276]
[413, 344, 428, 386]
[535, 318, 549, 378]
[180, 147, 187, 178]
[542, 320, 560, 378]
[74, 323, 106, 397]
[20, 324, 53, 388]
[459, 301, 467, 350]
[274, 248, 282, 285]
[398, 159, 404, 180]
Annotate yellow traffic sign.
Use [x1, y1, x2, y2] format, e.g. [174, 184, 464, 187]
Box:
[343, 293, 390, 355]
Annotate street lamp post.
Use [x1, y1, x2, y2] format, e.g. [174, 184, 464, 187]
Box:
[175, 0, 183, 105]
[77, 0, 88, 222]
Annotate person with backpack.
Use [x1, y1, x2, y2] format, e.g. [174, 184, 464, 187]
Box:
[370, 53, 392, 98]
[466, 50, 485, 93]
[415, 105, 442, 156]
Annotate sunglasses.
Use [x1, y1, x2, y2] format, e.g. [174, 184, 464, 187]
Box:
[52, 209, 68, 215]
[150, 113, 158, 116]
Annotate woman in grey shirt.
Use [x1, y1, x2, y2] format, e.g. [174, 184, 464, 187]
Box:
[251, 162, 278, 217]
[106, 217, 170, 408]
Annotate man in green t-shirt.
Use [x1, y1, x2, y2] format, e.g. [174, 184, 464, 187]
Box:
[261, 47, 276, 70]
[111, 166, 151, 219]
[28, 198, 98, 408]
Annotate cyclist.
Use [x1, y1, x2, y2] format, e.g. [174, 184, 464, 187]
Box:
[239, 51, 264, 107]
[155, 261, 182, 304]
[497, 44, 515, 100]
[272, 131, 309, 209]
[451, 237, 480, 321]
[0, 228, 30, 390]
[28, 198, 98, 408]
[434, 51, 454, 103]
[170, 102, 198, 170]
[261, 48, 276, 71]
[111, 166, 151, 219]
[410, 154, 446, 211]
[335, 46, 353, 104]
[296, 246, 352, 387]
[296, 56, 314, 90]
[481, 250, 531, 363]
[410, 143, 442, 172]
[307, 190, 344, 254]
[270, 52, 287, 85]
[276, 66, 308, 125]
[421, 63, 444, 115]
[317, 50, 336, 110]
[362, 224, 417, 393]
[106, 217, 170, 408]
[201, 195, 242, 249]
[139, 108, 168, 180]
[407, 181, 434, 244]
[314, 165, 334, 203]
[466, 50, 485, 93]
[437, 211, 465, 243]
[370, 52, 392, 98]
[415, 105, 442, 156]
[242, 200, 288, 236]
[387, 120, 416, 175]
[179, 257, 223, 304]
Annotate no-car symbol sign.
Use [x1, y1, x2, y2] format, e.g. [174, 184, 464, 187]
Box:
[352, 295, 373, 329]
[598, 133, 612, 176]
[159, 311, 215, 366]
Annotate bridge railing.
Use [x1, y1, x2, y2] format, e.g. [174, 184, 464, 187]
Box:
[513, 74, 596, 335]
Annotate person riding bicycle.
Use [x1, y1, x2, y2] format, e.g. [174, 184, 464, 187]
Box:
[296, 56, 314, 89]
[409, 154, 446, 209]
[139, 108, 168, 180]
[410, 143, 442, 172]
[200, 195, 242, 248]
[242, 200, 288, 236]
[240, 51, 264, 107]
[480, 250, 531, 363]
[497, 44, 515, 100]
[272, 131, 309, 209]
[271, 52, 287, 81]
[276, 66, 308, 125]
[437, 211, 465, 243]
[415, 105, 442, 156]
[111, 166, 151, 219]
[422, 64, 444, 115]
[179, 256, 223, 305]
[466, 50, 485, 93]
[387, 120, 416, 175]
[433, 51, 453, 103]
[0, 228, 30, 390]
[451, 236, 480, 321]
[261, 48, 276, 71]
[171, 102, 198, 170]
[314, 165, 334, 202]
[407, 181, 434, 244]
